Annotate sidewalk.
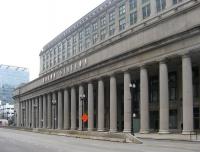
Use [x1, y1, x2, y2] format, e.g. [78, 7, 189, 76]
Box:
[135, 133, 200, 142]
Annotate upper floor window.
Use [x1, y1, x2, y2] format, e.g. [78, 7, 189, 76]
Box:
[129, 0, 137, 10]
[109, 24, 115, 36]
[79, 31, 84, 40]
[142, 3, 151, 19]
[173, 0, 182, 5]
[109, 11, 115, 22]
[92, 33, 98, 44]
[156, 0, 166, 12]
[85, 38, 90, 48]
[72, 45, 76, 56]
[92, 22, 98, 32]
[58, 45, 62, 53]
[62, 41, 66, 51]
[130, 11, 137, 25]
[50, 50, 53, 58]
[73, 35, 77, 44]
[119, 18, 126, 31]
[85, 26, 90, 36]
[119, 4, 126, 16]
[100, 28, 106, 40]
[53, 48, 57, 55]
[79, 41, 83, 52]
[100, 16, 106, 27]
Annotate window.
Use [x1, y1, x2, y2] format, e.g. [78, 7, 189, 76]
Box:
[58, 45, 62, 53]
[169, 110, 177, 129]
[109, 24, 115, 36]
[73, 35, 77, 44]
[92, 33, 98, 44]
[100, 16, 106, 27]
[85, 38, 90, 48]
[53, 57, 56, 65]
[173, 0, 182, 5]
[193, 67, 199, 98]
[67, 39, 71, 58]
[129, 0, 137, 10]
[169, 72, 177, 101]
[53, 48, 57, 55]
[156, 0, 166, 12]
[100, 28, 106, 40]
[79, 31, 84, 40]
[119, 4, 126, 16]
[79, 41, 83, 52]
[72, 45, 76, 55]
[62, 41, 66, 51]
[149, 76, 159, 103]
[109, 11, 115, 22]
[57, 54, 61, 63]
[50, 50, 53, 58]
[130, 11, 137, 25]
[92, 22, 98, 31]
[119, 18, 126, 31]
[142, 4, 151, 19]
[85, 26, 90, 36]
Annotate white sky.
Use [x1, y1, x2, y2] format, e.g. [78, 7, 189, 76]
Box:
[0, 0, 105, 81]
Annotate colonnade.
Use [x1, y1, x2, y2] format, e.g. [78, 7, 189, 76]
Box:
[17, 55, 194, 134]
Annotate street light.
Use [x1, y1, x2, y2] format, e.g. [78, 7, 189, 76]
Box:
[80, 94, 86, 130]
[52, 99, 57, 129]
[129, 82, 136, 135]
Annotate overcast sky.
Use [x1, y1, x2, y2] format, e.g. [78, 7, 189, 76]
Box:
[0, 0, 105, 81]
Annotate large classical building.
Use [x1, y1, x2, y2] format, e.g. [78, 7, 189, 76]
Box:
[14, 0, 200, 134]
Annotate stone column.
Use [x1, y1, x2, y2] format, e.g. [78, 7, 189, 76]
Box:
[21, 102, 23, 127]
[110, 75, 117, 132]
[182, 55, 194, 134]
[47, 93, 52, 129]
[32, 99, 35, 128]
[78, 85, 84, 131]
[35, 98, 39, 128]
[71, 87, 76, 130]
[166, 0, 173, 8]
[39, 96, 43, 128]
[88, 82, 94, 131]
[17, 101, 21, 127]
[26, 100, 29, 128]
[159, 61, 170, 134]
[140, 66, 149, 133]
[124, 72, 132, 133]
[58, 90, 63, 130]
[98, 79, 105, 131]
[150, 0, 157, 16]
[43, 95, 47, 128]
[29, 99, 32, 128]
[52, 92, 57, 129]
[64, 89, 70, 130]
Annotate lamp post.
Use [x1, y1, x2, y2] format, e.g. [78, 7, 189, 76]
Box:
[80, 94, 86, 130]
[129, 82, 136, 135]
[52, 99, 57, 129]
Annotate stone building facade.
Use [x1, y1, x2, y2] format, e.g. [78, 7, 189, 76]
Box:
[14, 0, 200, 134]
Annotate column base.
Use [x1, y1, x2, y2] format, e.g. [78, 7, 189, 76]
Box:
[70, 127, 76, 131]
[158, 130, 170, 134]
[88, 128, 94, 132]
[97, 129, 105, 132]
[182, 130, 194, 135]
[109, 129, 117, 133]
[123, 129, 131, 133]
[139, 129, 150, 134]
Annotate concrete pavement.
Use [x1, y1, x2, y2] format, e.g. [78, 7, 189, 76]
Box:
[0, 128, 200, 152]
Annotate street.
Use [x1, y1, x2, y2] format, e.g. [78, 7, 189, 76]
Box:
[0, 128, 199, 152]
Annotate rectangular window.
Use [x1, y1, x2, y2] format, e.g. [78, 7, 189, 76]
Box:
[79, 41, 83, 52]
[79, 31, 84, 40]
[149, 76, 159, 103]
[109, 11, 115, 22]
[193, 67, 199, 98]
[100, 28, 106, 40]
[119, 18, 126, 31]
[62, 41, 66, 51]
[169, 72, 177, 101]
[92, 22, 98, 32]
[92, 33, 98, 44]
[119, 4, 126, 16]
[73, 35, 77, 44]
[72, 45, 76, 55]
[169, 110, 178, 129]
[85, 38, 90, 48]
[85, 26, 90, 36]
[156, 0, 166, 12]
[58, 45, 62, 53]
[173, 0, 182, 5]
[100, 16, 106, 27]
[142, 4, 151, 19]
[53, 48, 57, 55]
[130, 11, 137, 25]
[129, 0, 137, 10]
[109, 24, 115, 36]
[67, 39, 71, 58]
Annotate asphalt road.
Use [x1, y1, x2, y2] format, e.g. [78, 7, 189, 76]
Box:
[0, 128, 199, 152]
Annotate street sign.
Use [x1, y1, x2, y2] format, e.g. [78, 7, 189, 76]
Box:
[82, 114, 88, 122]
